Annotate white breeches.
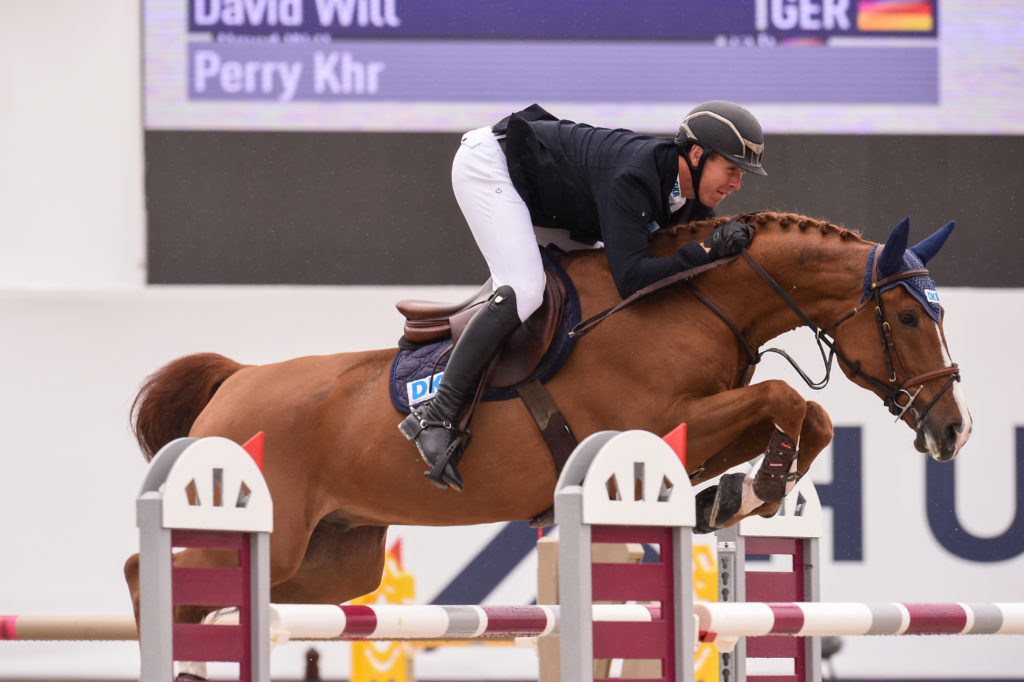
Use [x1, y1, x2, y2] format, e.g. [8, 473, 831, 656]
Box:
[451, 126, 599, 323]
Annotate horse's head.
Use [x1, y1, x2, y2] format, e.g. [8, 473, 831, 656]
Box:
[831, 217, 972, 461]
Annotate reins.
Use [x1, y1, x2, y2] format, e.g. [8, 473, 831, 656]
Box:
[739, 249, 958, 425]
[568, 254, 741, 339]
[568, 240, 961, 427]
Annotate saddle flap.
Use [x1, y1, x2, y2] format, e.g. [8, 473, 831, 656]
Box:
[395, 271, 567, 388]
[389, 251, 580, 417]
[489, 273, 567, 387]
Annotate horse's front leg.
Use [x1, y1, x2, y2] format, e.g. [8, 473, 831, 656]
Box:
[668, 380, 832, 532]
[732, 399, 833, 524]
[675, 379, 810, 478]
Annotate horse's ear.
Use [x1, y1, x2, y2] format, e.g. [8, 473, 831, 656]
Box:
[909, 220, 955, 265]
[877, 216, 911, 278]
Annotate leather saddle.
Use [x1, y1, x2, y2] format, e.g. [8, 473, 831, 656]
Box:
[395, 272, 567, 388]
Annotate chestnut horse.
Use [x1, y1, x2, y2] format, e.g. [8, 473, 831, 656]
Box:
[124, 211, 971, 623]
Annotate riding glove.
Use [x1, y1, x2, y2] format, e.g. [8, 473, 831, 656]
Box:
[704, 221, 752, 260]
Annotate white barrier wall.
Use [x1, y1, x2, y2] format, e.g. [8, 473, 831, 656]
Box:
[1, 287, 1022, 680]
[0, 2, 145, 288]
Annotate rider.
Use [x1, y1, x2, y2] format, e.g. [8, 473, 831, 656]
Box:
[399, 100, 768, 491]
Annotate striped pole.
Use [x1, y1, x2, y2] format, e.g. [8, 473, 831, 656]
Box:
[0, 604, 662, 643]
[10, 602, 1024, 645]
[270, 603, 662, 642]
[697, 601, 1024, 652]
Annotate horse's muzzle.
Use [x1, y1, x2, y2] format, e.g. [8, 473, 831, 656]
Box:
[915, 414, 970, 462]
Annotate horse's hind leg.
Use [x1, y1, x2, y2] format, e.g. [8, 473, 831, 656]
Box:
[123, 547, 248, 630]
[270, 522, 389, 605]
[123, 512, 320, 629]
[123, 522, 385, 624]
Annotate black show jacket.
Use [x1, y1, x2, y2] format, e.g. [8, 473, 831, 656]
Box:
[500, 104, 714, 298]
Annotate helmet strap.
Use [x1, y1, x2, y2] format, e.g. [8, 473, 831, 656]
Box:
[681, 143, 710, 207]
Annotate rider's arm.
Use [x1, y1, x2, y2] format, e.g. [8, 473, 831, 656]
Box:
[600, 174, 711, 299]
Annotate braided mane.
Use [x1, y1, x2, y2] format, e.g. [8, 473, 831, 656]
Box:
[656, 210, 865, 246]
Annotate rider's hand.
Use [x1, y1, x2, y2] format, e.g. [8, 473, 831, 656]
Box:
[703, 221, 752, 260]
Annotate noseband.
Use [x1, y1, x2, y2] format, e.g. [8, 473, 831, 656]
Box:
[737, 249, 961, 427]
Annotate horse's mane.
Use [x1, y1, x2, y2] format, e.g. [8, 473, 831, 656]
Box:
[659, 210, 865, 245]
[555, 210, 867, 268]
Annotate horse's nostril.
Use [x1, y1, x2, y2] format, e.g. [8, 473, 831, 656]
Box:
[945, 420, 964, 445]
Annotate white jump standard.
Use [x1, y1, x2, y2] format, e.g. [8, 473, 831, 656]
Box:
[137, 435, 273, 682]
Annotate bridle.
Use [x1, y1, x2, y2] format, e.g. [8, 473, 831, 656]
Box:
[731, 248, 961, 427]
[569, 243, 962, 429]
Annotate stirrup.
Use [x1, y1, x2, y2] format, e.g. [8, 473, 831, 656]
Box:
[752, 426, 801, 502]
[424, 435, 467, 491]
[399, 408, 469, 491]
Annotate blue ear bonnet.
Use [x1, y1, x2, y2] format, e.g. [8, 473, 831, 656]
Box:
[863, 246, 943, 322]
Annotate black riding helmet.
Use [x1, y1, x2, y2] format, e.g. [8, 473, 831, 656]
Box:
[674, 100, 766, 204]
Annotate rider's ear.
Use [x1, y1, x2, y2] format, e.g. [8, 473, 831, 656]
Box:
[689, 145, 704, 166]
[909, 221, 955, 266]
[877, 216, 911, 278]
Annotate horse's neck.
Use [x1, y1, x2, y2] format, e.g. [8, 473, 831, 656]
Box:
[563, 222, 871, 351]
[741, 231, 870, 347]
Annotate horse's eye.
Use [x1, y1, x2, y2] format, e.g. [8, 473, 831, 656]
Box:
[898, 311, 918, 327]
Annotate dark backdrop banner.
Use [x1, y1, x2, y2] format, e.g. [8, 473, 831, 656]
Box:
[145, 130, 1023, 287]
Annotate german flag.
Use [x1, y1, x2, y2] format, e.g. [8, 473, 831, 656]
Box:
[857, 1, 935, 32]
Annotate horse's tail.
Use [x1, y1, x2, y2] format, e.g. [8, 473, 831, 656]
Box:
[130, 352, 245, 461]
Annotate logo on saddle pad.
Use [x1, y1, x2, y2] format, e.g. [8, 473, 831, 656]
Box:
[407, 371, 444, 407]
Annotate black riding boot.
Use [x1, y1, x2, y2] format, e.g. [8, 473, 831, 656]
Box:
[398, 286, 521, 491]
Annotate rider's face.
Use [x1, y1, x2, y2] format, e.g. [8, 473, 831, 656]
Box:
[696, 151, 744, 208]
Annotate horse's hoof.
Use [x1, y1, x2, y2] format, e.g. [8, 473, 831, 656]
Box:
[529, 506, 556, 528]
[710, 473, 745, 527]
[693, 486, 719, 534]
